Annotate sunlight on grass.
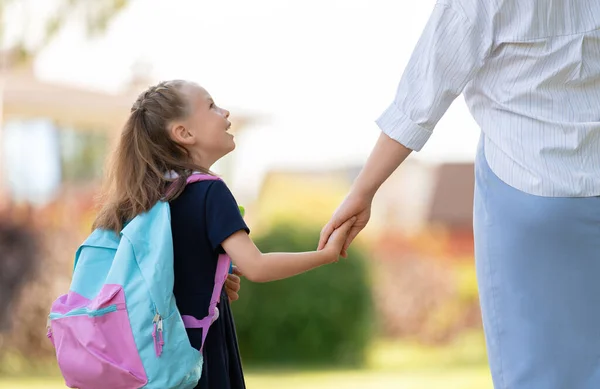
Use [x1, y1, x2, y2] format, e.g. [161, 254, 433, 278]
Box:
[0, 369, 493, 389]
[367, 331, 489, 372]
[247, 368, 492, 389]
[0, 334, 493, 389]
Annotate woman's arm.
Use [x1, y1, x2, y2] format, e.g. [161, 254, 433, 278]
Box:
[319, 2, 493, 252]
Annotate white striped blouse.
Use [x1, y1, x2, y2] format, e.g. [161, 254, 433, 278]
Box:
[376, 0, 600, 197]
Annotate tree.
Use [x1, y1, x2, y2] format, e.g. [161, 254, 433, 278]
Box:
[1, 0, 129, 66]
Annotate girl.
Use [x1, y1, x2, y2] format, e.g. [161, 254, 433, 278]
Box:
[92, 80, 355, 389]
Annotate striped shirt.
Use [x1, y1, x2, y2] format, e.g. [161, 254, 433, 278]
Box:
[376, 0, 600, 197]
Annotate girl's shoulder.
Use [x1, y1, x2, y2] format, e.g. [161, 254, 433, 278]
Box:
[173, 179, 240, 216]
[186, 179, 235, 201]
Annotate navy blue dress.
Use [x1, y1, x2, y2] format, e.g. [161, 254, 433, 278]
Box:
[170, 180, 249, 389]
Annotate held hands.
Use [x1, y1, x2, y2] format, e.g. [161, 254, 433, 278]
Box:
[225, 222, 356, 294]
[225, 193, 370, 296]
[321, 216, 358, 263]
[318, 192, 373, 258]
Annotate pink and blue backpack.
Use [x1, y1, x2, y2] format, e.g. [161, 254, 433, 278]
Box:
[47, 174, 232, 389]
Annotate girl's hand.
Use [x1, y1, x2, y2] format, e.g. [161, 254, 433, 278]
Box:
[322, 217, 357, 263]
[225, 266, 243, 302]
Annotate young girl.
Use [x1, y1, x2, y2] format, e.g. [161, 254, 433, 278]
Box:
[92, 80, 355, 389]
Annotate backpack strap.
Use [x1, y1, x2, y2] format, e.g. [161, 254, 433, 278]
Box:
[184, 173, 220, 185]
[181, 253, 231, 352]
[179, 173, 233, 352]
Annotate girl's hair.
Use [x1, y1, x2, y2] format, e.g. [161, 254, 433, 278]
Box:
[93, 80, 211, 233]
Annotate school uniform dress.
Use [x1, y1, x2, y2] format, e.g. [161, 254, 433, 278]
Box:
[376, 1, 600, 387]
[170, 180, 249, 389]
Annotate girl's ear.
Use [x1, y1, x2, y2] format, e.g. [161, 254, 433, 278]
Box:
[169, 123, 195, 146]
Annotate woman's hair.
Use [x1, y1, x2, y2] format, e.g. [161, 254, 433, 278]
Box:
[93, 80, 211, 233]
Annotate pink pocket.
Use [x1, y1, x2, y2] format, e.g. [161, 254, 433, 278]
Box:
[49, 285, 147, 389]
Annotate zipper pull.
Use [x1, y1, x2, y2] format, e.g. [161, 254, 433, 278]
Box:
[152, 312, 165, 357]
[154, 318, 164, 356]
[46, 317, 55, 347]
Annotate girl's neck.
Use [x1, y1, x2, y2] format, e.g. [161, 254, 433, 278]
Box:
[190, 152, 217, 172]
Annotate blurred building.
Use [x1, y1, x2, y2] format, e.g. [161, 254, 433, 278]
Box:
[249, 166, 362, 232]
[1, 65, 132, 206]
[373, 159, 475, 256]
[254, 158, 475, 256]
[0, 65, 254, 207]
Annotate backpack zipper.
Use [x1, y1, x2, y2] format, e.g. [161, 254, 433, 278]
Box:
[46, 305, 118, 347]
[48, 305, 118, 320]
[152, 308, 164, 357]
[48, 302, 166, 358]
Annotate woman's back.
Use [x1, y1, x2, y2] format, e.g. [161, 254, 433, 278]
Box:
[378, 0, 600, 197]
[463, 0, 600, 196]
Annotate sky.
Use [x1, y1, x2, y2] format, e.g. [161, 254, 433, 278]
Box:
[9, 0, 482, 199]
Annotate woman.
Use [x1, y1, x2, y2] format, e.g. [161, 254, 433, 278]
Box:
[319, 1, 600, 388]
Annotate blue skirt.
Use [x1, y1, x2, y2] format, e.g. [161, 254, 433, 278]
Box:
[474, 136, 600, 389]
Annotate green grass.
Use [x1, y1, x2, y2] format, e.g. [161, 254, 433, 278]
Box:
[0, 369, 492, 389]
[0, 334, 493, 389]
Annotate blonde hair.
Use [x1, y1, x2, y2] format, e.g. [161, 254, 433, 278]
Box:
[93, 80, 210, 233]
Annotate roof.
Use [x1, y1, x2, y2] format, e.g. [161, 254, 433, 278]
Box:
[3, 67, 256, 134]
[4, 67, 133, 132]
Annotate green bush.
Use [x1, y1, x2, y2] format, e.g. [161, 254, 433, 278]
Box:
[232, 223, 373, 368]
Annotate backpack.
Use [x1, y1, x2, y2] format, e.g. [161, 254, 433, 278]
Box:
[47, 174, 232, 389]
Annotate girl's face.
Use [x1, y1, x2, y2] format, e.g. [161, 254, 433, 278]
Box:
[170, 83, 235, 168]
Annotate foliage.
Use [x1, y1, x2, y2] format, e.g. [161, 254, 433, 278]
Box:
[1, 0, 129, 66]
[232, 223, 374, 367]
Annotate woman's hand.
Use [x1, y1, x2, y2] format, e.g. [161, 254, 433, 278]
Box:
[319, 132, 412, 256]
[321, 216, 358, 261]
[318, 193, 372, 258]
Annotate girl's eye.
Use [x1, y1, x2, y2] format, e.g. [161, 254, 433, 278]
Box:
[210, 103, 215, 109]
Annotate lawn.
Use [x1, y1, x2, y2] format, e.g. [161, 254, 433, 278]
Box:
[0, 335, 493, 389]
[0, 369, 492, 389]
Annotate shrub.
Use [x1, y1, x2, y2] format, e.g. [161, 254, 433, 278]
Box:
[232, 223, 373, 367]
